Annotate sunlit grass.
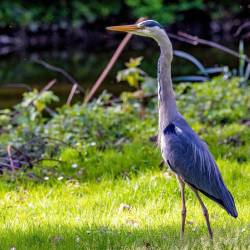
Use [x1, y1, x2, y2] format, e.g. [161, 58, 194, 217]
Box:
[0, 141, 249, 250]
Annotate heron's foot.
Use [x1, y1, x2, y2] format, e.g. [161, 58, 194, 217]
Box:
[208, 227, 213, 240]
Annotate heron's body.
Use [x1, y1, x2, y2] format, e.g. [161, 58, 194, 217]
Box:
[107, 19, 237, 239]
[155, 31, 237, 218]
[161, 117, 237, 217]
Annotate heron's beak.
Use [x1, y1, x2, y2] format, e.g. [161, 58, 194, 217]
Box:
[106, 24, 140, 33]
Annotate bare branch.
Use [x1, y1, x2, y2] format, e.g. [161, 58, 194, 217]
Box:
[1, 83, 32, 91]
[175, 32, 250, 63]
[234, 22, 250, 37]
[66, 84, 78, 106]
[40, 79, 57, 92]
[168, 33, 197, 45]
[7, 145, 15, 171]
[11, 145, 32, 168]
[84, 17, 147, 103]
[31, 58, 85, 94]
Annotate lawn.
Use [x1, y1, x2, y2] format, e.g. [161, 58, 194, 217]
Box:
[0, 141, 249, 250]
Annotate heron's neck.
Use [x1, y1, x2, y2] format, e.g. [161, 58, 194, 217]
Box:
[157, 34, 178, 132]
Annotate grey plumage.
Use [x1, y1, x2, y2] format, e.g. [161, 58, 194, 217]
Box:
[161, 117, 238, 218]
[107, 19, 238, 239]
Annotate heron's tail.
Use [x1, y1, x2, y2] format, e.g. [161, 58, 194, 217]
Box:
[221, 187, 238, 218]
[193, 179, 238, 218]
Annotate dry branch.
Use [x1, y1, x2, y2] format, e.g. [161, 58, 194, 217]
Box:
[66, 84, 78, 105]
[234, 22, 250, 37]
[1, 83, 32, 91]
[169, 32, 250, 63]
[40, 78, 57, 92]
[32, 58, 85, 93]
[84, 17, 147, 103]
[7, 145, 15, 171]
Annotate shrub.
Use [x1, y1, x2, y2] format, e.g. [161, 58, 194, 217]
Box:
[176, 76, 250, 125]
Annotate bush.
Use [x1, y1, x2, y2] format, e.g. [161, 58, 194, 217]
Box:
[176, 76, 250, 125]
[0, 76, 249, 175]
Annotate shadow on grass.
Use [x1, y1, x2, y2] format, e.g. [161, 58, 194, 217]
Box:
[1, 223, 249, 250]
[0, 142, 165, 190]
[0, 224, 217, 250]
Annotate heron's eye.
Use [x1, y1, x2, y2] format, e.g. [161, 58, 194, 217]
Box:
[138, 24, 145, 29]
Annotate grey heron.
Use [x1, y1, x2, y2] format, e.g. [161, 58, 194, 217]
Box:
[107, 20, 238, 240]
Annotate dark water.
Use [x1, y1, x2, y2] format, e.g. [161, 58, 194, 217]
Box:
[0, 36, 248, 108]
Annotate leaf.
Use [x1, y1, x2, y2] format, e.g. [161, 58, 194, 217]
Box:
[125, 57, 143, 68]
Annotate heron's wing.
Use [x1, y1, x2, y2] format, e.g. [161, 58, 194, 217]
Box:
[161, 118, 237, 217]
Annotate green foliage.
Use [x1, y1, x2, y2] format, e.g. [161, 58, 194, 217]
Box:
[0, 75, 249, 173]
[0, 89, 58, 143]
[125, 0, 204, 23]
[176, 76, 250, 125]
[20, 89, 59, 113]
[0, 88, 157, 170]
[71, 1, 121, 25]
[0, 1, 122, 26]
[117, 57, 145, 89]
[117, 57, 157, 96]
[201, 123, 250, 162]
[0, 0, 244, 27]
[117, 57, 157, 109]
[117, 57, 250, 127]
[0, 109, 11, 129]
[45, 103, 139, 149]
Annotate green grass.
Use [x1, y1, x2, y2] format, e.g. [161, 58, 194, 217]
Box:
[0, 141, 249, 250]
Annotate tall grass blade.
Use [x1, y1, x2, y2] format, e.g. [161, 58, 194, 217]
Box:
[244, 63, 250, 84]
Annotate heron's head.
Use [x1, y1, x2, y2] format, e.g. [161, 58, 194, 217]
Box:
[107, 20, 166, 42]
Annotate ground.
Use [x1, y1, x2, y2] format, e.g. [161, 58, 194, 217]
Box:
[0, 142, 249, 250]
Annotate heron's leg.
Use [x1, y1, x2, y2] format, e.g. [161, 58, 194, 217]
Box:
[190, 187, 213, 240]
[176, 175, 186, 239]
